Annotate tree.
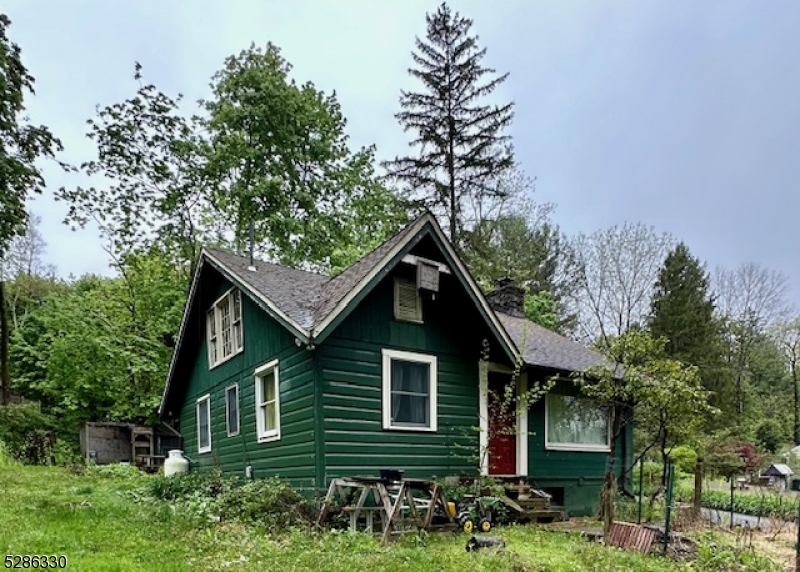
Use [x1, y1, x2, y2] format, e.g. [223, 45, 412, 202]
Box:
[648, 243, 727, 412]
[384, 2, 514, 246]
[11, 250, 186, 431]
[203, 43, 408, 270]
[568, 223, 675, 347]
[577, 331, 714, 537]
[714, 263, 791, 416]
[0, 14, 64, 405]
[57, 63, 209, 274]
[461, 194, 575, 331]
[769, 317, 800, 444]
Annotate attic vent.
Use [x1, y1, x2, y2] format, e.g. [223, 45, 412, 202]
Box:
[394, 278, 422, 323]
[417, 259, 440, 293]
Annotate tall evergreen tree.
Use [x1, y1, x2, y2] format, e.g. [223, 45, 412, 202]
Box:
[648, 243, 727, 413]
[384, 2, 514, 246]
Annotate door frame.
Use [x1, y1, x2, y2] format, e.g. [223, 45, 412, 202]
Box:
[479, 361, 528, 476]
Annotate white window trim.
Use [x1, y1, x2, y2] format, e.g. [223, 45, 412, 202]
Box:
[196, 394, 212, 454]
[207, 288, 244, 369]
[382, 349, 437, 432]
[254, 359, 281, 443]
[393, 278, 423, 324]
[544, 393, 611, 453]
[225, 383, 240, 437]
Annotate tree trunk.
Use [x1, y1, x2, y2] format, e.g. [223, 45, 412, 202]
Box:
[0, 280, 10, 405]
[601, 407, 620, 539]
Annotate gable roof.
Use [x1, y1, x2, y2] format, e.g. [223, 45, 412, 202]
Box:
[205, 248, 329, 332]
[495, 312, 610, 374]
[764, 463, 793, 477]
[159, 213, 520, 415]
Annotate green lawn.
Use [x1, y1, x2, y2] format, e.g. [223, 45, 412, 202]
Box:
[0, 462, 784, 571]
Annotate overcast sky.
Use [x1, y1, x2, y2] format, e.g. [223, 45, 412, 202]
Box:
[6, 1, 800, 304]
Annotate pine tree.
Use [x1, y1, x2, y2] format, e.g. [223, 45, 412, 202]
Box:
[384, 2, 514, 246]
[648, 243, 727, 412]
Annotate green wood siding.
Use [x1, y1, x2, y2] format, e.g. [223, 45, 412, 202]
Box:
[318, 263, 508, 482]
[527, 376, 633, 516]
[178, 276, 317, 489]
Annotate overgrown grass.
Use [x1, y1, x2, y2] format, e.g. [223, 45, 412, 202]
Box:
[0, 460, 786, 571]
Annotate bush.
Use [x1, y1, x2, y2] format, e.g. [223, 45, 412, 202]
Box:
[144, 472, 311, 530]
[216, 477, 312, 529]
[0, 403, 55, 464]
[145, 469, 233, 501]
[669, 445, 698, 474]
[755, 420, 785, 454]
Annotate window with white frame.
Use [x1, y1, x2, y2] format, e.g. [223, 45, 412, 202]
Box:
[545, 394, 610, 452]
[382, 349, 437, 431]
[197, 394, 211, 453]
[394, 278, 422, 323]
[207, 289, 243, 368]
[226, 384, 239, 437]
[255, 360, 280, 442]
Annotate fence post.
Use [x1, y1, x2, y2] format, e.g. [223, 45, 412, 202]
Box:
[693, 457, 703, 520]
[663, 460, 675, 555]
[795, 500, 800, 572]
[637, 458, 644, 524]
[730, 473, 735, 529]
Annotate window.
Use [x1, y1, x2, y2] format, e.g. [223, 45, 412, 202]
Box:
[226, 384, 240, 437]
[545, 394, 610, 452]
[394, 278, 422, 323]
[255, 360, 280, 442]
[197, 394, 211, 454]
[207, 289, 244, 368]
[382, 349, 437, 431]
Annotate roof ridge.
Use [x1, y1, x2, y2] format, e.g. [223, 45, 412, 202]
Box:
[203, 246, 333, 279]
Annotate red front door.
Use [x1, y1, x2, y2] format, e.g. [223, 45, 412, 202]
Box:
[488, 371, 516, 475]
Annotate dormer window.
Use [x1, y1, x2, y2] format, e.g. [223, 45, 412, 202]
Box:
[207, 288, 244, 368]
[394, 278, 422, 323]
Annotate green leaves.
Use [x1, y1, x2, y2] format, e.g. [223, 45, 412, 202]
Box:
[0, 14, 64, 256]
[10, 250, 187, 431]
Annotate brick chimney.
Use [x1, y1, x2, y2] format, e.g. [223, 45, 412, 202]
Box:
[485, 278, 525, 318]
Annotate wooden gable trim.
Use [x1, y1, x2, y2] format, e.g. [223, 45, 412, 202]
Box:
[158, 248, 312, 417]
[158, 255, 207, 416]
[203, 251, 311, 342]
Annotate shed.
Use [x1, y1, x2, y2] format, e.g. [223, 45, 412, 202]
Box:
[762, 463, 793, 490]
[79, 422, 181, 470]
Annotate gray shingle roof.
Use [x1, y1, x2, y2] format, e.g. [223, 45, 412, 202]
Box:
[205, 248, 330, 331]
[495, 312, 609, 373]
[204, 218, 421, 333]
[312, 220, 422, 326]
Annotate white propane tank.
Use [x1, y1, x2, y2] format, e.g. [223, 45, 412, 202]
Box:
[164, 450, 189, 477]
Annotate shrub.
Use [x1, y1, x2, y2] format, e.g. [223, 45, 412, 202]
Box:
[755, 420, 785, 454]
[216, 477, 313, 529]
[0, 403, 55, 464]
[669, 445, 698, 474]
[145, 469, 233, 501]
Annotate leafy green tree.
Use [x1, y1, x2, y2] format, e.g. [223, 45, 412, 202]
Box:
[577, 331, 714, 537]
[11, 251, 186, 431]
[523, 291, 559, 331]
[203, 43, 408, 270]
[755, 419, 785, 454]
[0, 14, 64, 405]
[384, 2, 513, 246]
[769, 317, 800, 444]
[648, 242, 728, 416]
[61, 51, 408, 275]
[57, 63, 208, 273]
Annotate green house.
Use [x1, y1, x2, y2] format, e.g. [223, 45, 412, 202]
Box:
[159, 213, 631, 516]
